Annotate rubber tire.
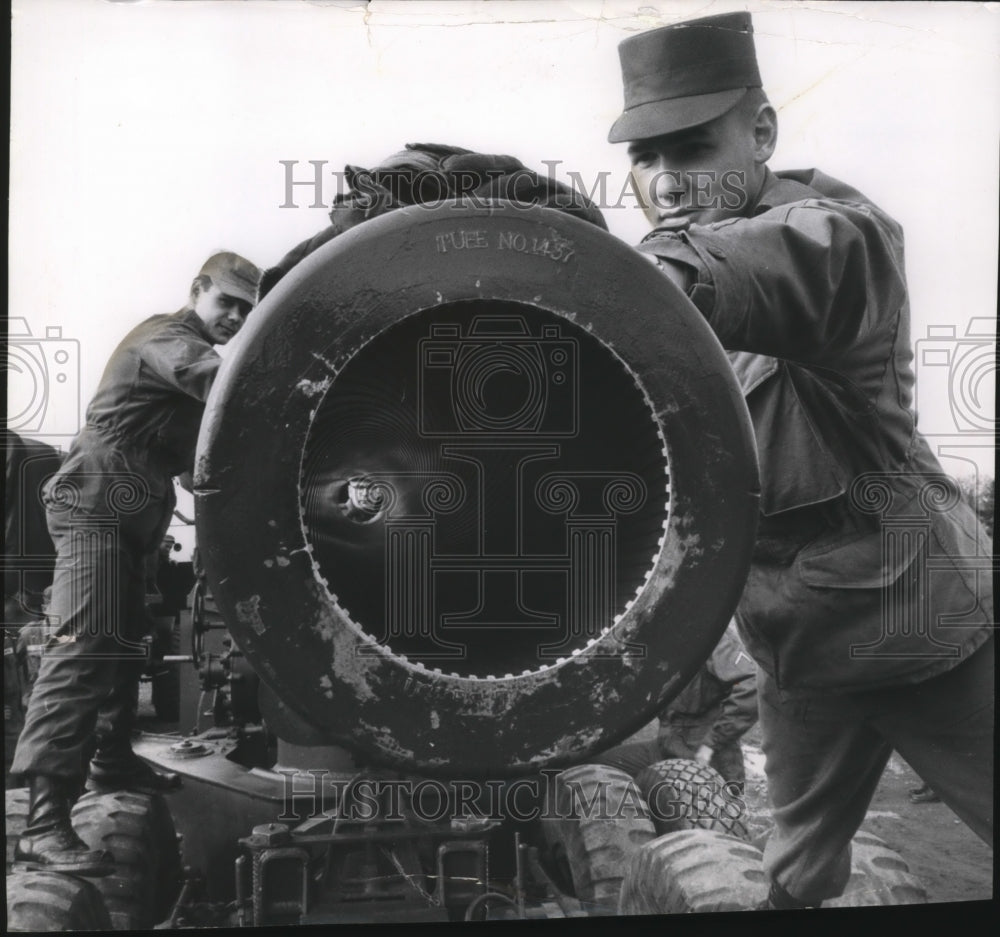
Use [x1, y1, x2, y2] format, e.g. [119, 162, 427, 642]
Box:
[619, 829, 768, 915]
[70, 790, 181, 929]
[195, 202, 760, 777]
[824, 831, 927, 906]
[541, 764, 657, 914]
[151, 615, 181, 722]
[5, 787, 30, 872]
[6, 870, 113, 932]
[635, 758, 750, 841]
[144, 792, 184, 921]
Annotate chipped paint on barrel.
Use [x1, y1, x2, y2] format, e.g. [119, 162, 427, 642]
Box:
[194, 203, 758, 776]
[235, 595, 266, 635]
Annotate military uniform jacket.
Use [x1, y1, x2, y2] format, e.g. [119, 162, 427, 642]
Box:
[660, 624, 758, 750]
[639, 169, 993, 693]
[4, 432, 63, 605]
[44, 310, 220, 551]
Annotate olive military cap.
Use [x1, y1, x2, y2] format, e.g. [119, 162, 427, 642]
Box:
[198, 252, 262, 307]
[609, 11, 762, 144]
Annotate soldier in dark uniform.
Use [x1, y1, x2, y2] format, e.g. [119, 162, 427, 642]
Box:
[4, 431, 63, 625]
[597, 622, 758, 793]
[4, 432, 64, 776]
[11, 251, 261, 876]
[608, 12, 993, 909]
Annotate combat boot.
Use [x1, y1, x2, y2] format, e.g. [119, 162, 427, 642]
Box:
[87, 743, 181, 794]
[14, 775, 114, 876]
[755, 881, 819, 911]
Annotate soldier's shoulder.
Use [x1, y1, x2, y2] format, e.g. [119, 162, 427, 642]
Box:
[138, 311, 211, 345]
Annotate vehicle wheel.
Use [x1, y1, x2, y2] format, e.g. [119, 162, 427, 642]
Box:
[5, 787, 30, 872]
[619, 829, 767, 914]
[541, 764, 656, 914]
[71, 790, 181, 929]
[151, 615, 181, 722]
[635, 758, 750, 841]
[825, 831, 927, 906]
[144, 791, 184, 920]
[6, 870, 113, 931]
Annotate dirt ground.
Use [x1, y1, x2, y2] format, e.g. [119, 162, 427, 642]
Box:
[738, 723, 993, 905]
[616, 715, 992, 907]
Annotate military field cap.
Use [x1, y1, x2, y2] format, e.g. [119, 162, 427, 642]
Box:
[198, 251, 262, 307]
[609, 11, 762, 144]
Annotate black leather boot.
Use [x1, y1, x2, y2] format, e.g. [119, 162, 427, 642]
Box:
[14, 775, 114, 876]
[87, 744, 181, 794]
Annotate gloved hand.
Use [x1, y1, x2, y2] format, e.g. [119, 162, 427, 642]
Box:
[440, 151, 528, 197]
[343, 164, 397, 216]
[259, 142, 608, 300]
[440, 151, 608, 230]
[259, 167, 398, 301]
[694, 744, 714, 766]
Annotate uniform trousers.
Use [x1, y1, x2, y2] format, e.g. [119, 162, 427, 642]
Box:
[10, 479, 173, 781]
[760, 634, 994, 904]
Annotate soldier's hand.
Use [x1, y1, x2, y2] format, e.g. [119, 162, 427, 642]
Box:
[694, 744, 713, 766]
[344, 165, 397, 218]
[640, 252, 694, 293]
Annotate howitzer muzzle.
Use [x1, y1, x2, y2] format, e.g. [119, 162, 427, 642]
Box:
[194, 203, 759, 777]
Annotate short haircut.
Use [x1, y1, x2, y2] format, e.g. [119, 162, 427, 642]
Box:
[735, 87, 772, 125]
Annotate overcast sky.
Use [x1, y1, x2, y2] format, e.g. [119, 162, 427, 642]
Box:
[8, 0, 998, 550]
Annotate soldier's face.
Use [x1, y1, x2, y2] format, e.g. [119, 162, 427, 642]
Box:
[193, 284, 251, 345]
[627, 105, 770, 230]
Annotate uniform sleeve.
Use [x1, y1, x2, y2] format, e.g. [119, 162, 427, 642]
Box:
[638, 199, 907, 366]
[701, 628, 758, 749]
[258, 225, 344, 300]
[141, 331, 221, 402]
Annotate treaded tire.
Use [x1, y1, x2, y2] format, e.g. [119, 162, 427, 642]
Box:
[71, 790, 181, 929]
[635, 758, 750, 841]
[6, 870, 113, 931]
[541, 764, 657, 914]
[143, 791, 184, 921]
[5, 787, 30, 872]
[619, 829, 767, 915]
[825, 831, 927, 906]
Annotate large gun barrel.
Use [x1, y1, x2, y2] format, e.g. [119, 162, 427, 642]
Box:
[194, 202, 759, 777]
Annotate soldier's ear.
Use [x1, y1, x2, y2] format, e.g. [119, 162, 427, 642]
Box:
[752, 104, 778, 164]
[190, 275, 213, 303]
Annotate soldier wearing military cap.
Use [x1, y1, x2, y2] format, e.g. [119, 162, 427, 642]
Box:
[610, 11, 993, 910]
[11, 251, 262, 876]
